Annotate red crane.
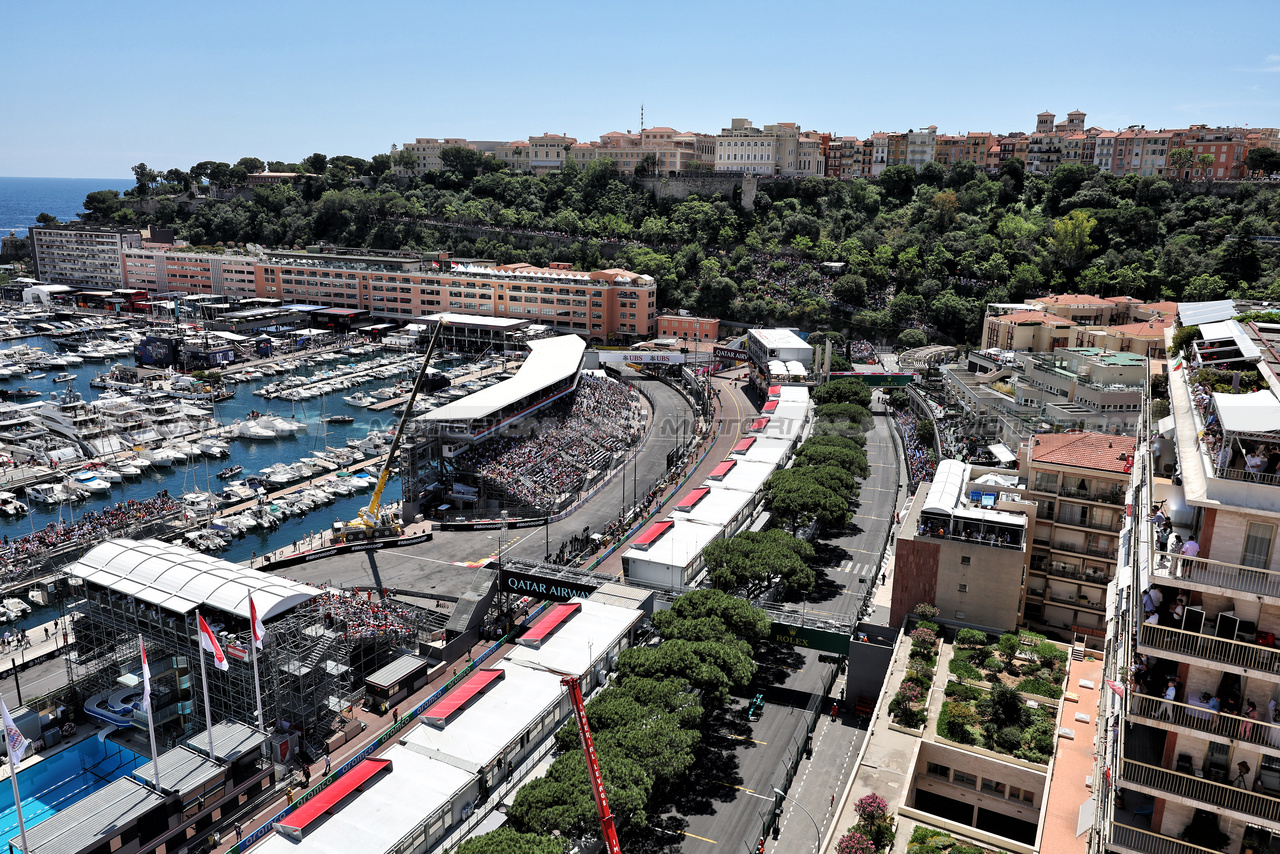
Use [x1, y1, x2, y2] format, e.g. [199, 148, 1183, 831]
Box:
[562, 675, 623, 854]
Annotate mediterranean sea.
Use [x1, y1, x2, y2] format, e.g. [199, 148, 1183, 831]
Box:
[0, 177, 133, 238]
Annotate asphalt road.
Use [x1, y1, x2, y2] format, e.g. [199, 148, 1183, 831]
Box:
[274, 372, 696, 599]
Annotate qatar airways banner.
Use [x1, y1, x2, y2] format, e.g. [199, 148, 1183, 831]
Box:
[596, 351, 685, 364]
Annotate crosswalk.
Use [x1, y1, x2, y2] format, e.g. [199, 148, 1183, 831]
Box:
[833, 559, 876, 578]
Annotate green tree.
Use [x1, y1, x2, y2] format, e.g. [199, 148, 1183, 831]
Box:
[34, 212, 58, 225]
[888, 293, 925, 327]
[701, 529, 815, 596]
[812, 377, 871, 408]
[510, 746, 652, 838]
[235, 156, 265, 175]
[656, 589, 772, 643]
[131, 162, 159, 196]
[915, 418, 935, 448]
[879, 164, 918, 204]
[897, 329, 927, 349]
[918, 161, 946, 188]
[1048, 209, 1097, 272]
[303, 152, 329, 174]
[83, 190, 121, 218]
[634, 152, 659, 177]
[1246, 147, 1280, 176]
[765, 469, 851, 534]
[394, 149, 417, 173]
[1184, 273, 1229, 302]
[833, 273, 868, 307]
[457, 829, 566, 854]
[617, 639, 756, 706]
[1168, 147, 1194, 180]
[370, 153, 393, 175]
[1196, 153, 1216, 181]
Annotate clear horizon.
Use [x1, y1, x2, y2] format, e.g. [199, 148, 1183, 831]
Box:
[4, 0, 1279, 179]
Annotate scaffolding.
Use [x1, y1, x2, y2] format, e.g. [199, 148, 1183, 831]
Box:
[67, 581, 427, 755]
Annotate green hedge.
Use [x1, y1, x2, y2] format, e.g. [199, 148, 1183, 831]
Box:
[1016, 677, 1063, 700]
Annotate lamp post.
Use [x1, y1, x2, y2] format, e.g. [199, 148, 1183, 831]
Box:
[773, 788, 821, 854]
[499, 510, 508, 566]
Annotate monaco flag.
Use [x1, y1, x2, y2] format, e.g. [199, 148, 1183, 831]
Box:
[198, 614, 229, 671]
[250, 596, 265, 651]
[140, 638, 152, 711]
[0, 696, 29, 762]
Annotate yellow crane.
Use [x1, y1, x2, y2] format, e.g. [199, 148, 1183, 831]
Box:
[336, 321, 446, 542]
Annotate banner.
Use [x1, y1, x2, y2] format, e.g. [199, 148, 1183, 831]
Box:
[714, 346, 749, 362]
[596, 351, 685, 364]
[439, 517, 549, 532]
[497, 567, 600, 602]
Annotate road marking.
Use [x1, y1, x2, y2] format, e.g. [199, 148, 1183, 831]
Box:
[681, 831, 719, 844]
[721, 733, 768, 745]
[719, 782, 766, 794]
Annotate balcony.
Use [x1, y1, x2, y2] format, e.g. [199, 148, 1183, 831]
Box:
[1037, 561, 1110, 585]
[1121, 758, 1280, 824]
[1138, 623, 1280, 674]
[1109, 823, 1228, 854]
[1130, 692, 1280, 747]
[1054, 512, 1123, 533]
[1151, 552, 1280, 601]
[1059, 484, 1125, 505]
[1050, 540, 1117, 560]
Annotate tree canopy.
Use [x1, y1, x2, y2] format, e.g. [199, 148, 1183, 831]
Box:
[701, 529, 816, 596]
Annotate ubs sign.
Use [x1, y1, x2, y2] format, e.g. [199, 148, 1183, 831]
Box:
[498, 568, 600, 602]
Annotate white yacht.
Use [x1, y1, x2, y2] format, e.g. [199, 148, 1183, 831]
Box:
[0, 492, 28, 516]
[36, 389, 131, 457]
[72, 471, 112, 494]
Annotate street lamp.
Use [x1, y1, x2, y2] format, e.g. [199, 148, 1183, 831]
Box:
[773, 788, 821, 854]
[499, 510, 508, 566]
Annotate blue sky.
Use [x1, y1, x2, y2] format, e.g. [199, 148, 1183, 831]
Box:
[4, 0, 1279, 179]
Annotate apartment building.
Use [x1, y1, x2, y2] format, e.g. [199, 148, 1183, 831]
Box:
[1023, 431, 1134, 644]
[597, 127, 716, 175]
[892, 459, 1035, 631]
[253, 250, 655, 342]
[983, 297, 1175, 359]
[122, 248, 259, 298]
[1026, 110, 1087, 174]
[29, 223, 144, 288]
[656, 314, 720, 341]
[906, 126, 938, 171]
[1098, 306, 1280, 854]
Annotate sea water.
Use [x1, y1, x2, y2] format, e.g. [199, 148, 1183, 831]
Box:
[0, 178, 133, 238]
[0, 336, 426, 565]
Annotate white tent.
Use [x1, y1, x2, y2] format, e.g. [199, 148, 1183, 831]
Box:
[1212, 390, 1280, 436]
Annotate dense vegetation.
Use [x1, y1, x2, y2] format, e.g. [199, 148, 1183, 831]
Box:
[76, 152, 1280, 344]
[461, 590, 769, 851]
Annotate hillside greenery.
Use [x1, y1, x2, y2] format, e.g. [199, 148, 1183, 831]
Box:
[79, 154, 1280, 343]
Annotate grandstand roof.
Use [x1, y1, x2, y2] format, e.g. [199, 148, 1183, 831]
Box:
[703, 459, 777, 494]
[66, 538, 321, 620]
[422, 335, 585, 423]
[672, 486, 753, 530]
[504, 598, 644, 679]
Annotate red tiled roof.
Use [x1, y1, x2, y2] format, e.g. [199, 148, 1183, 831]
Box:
[992, 311, 1077, 326]
[1109, 318, 1175, 337]
[1143, 301, 1178, 315]
[1031, 432, 1137, 473]
[1035, 294, 1113, 307]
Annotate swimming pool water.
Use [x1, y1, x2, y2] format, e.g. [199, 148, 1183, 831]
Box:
[0, 737, 145, 843]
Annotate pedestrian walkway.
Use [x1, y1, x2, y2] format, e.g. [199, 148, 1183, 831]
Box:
[0, 615, 76, 679]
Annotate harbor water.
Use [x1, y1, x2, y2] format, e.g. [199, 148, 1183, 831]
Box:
[0, 336, 434, 567]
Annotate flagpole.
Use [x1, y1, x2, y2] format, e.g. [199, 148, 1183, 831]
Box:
[249, 638, 264, 731]
[197, 618, 216, 759]
[139, 635, 161, 791]
[1, 700, 29, 854]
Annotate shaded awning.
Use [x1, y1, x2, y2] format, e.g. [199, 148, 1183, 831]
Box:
[674, 488, 710, 511]
[732, 437, 757, 454]
[762, 401, 778, 412]
[632, 521, 673, 547]
[750, 417, 770, 431]
[277, 759, 392, 835]
[518, 602, 581, 648]
[421, 669, 506, 727]
[988, 443, 1017, 464]
[708, 460, 737, 479]
[1213, 390, 1280, 437]
[768, 385, 782, 397]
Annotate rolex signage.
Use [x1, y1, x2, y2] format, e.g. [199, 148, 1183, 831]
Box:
[770, 622, 852, 655]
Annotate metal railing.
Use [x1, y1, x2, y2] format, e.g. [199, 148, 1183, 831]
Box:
[1059, 485, 1125, 505]
[1055, 514, 1122, 533]
[1110, 823, 1226, 854]
[1130, 693, 1280, 745]
[227, 601, 552, 854]
[1138, 622, 1280, 672]
[1121, 758, 1280, 823]
[1152, 551, 1280, 600]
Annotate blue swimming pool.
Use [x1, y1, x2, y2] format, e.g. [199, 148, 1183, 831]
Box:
[0, 737, 145, 843]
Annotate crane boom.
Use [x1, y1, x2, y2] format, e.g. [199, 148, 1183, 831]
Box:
[353, 320, 447, 532]
[562, 675, 623, 854]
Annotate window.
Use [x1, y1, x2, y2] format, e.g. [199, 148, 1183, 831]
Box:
[960, 557, 971, 567]
[926, 762, 950, 779]
[981, 778, 1007, 796]
[952, 771, 977, 789]
[955, 611, 965, 620]
[958, 584, 968, 593]
[1242, 522, 1275, 570]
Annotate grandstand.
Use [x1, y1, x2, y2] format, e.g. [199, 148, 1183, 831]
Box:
[403, 336, 645, 518]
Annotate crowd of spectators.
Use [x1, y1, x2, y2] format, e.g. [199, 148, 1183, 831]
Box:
[0, 491, 180, 573]
[456, 375, 643, 509]
[314, 590, 421, 642]
[896, 410, 937, 486]
[1190, 379, 1280, 480]
[846, 337, 878, 363]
